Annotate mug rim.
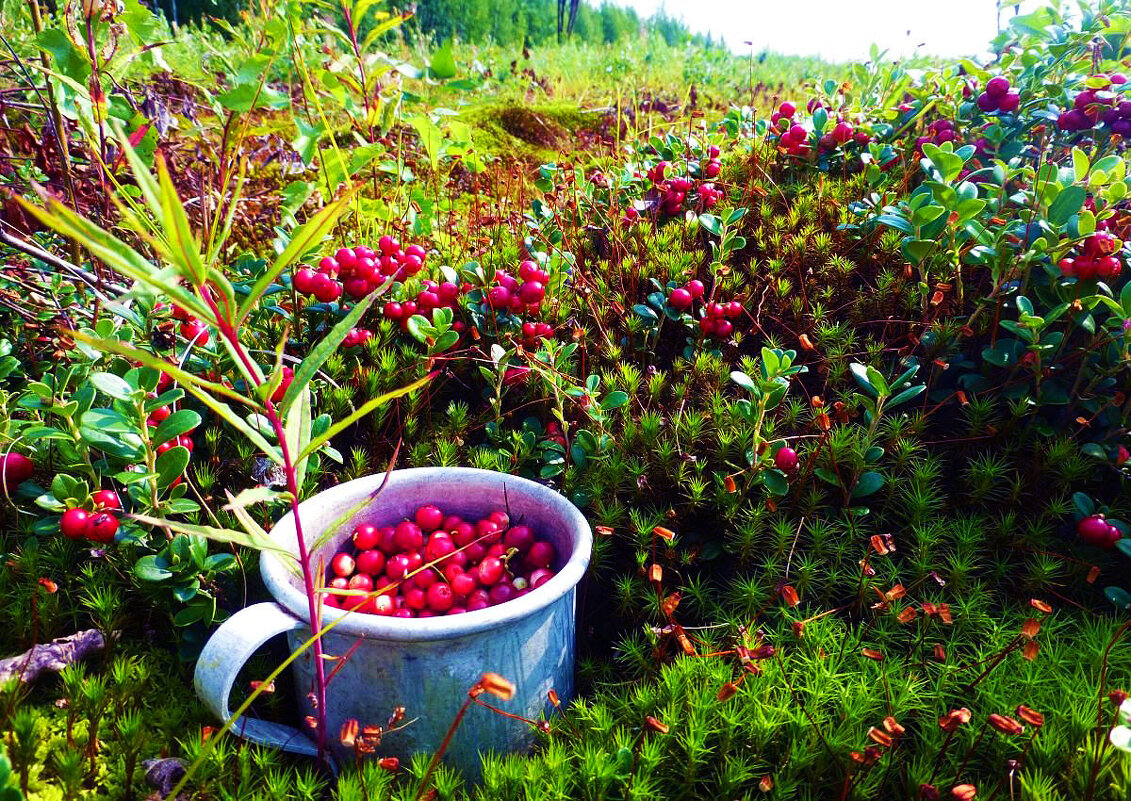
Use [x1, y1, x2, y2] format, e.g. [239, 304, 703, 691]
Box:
[260, 467, 593, 641]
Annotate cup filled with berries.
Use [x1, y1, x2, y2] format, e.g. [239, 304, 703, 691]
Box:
[194, 467, 592, 775]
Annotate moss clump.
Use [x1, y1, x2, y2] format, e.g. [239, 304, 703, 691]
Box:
[461, 101, 601, 162]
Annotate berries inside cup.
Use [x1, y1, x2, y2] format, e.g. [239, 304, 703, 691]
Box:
[323, 504, 558, 617]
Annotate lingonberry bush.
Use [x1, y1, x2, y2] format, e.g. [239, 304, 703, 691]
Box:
[1, 0, 1131, 798]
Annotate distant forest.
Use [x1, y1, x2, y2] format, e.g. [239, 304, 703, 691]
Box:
[151, 0, 707, 49]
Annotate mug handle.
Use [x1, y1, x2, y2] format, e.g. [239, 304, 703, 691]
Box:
[194, 602, 321, 759]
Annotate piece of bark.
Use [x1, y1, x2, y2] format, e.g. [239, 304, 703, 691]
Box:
[0, 629, 106, 684]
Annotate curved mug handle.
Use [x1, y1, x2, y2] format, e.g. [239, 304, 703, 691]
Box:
[194, 602, 322, 760]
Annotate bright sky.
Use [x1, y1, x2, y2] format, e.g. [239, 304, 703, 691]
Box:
[613, 0, 1051, 62]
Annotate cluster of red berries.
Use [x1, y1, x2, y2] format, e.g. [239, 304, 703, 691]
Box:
[342, 328, 374, 348]
[485, 260, 549, 314]
[60, 490, 121, 544]
[324, 504, 558, 617]
[148, 402, 196, 486]
[1077, 514, 1122, 549]
[0, 452, 33, 491]
[169, 304, 209, 345]
[817, 120, 862, 152]
[1058, 74, 1130, 134]
[700, 145, 722, 179]
[915, 119, 958, 152]
[696, 300, 742, 340]
[667, 279, 706, 311]
[383, 280, 465, 329]
[975, 76, 1021, 115]
[521, 320, 554, 349]
[1057, 232, 1124, 281]
[294, 237, 428, 304]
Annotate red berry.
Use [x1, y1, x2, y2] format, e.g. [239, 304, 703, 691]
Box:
[1078, 514, 1118, 548]
[504, 525, 535, 552]
[404, 587, 427, 610]
[451, 571, 478, 596]
[519, 281, 545, 304]
[518, 260, 540, 281]
[415, 504, 444, 532]
[348, 573, 373, 593]
[424, 533, 456, 564]
[779, 101, 796, 118]
[476, 556, 506, 586]
[180, 320, 209, 344]
[60, 508, 91, 540]
[524, 540, 555, 570]
[774, 446, 799, 472]
[394, 521, 423, 552]
[487, 285, 512, 308]
[294, 268, 318, 295]
[669, 287, 693, 311]
[313, 278, 342, 304]
[529, 568, 554, 589]
[375, 526, 398, 554]
[87, 512, 119, 544]
[92, 490, 121, 510]
[0, 452, 33, 489]
[353, 524, 379, 550]
[356, 549, 386, 576]
[386, 554, 411, 580]
[383, 301, 403, 320]
[687, 279, 705, 299]
[488, 582, 515, 605]
[426, 582, 454, 612]
[985, 76, 1010, 99]
[331, 552, 356, 578]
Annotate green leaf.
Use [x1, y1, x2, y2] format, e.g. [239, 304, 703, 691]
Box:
[1072, 147, 1089, 182]
[1105, 586, 1131, 611]
[849, 363, 877, 396]
[875, 214, 912, 234]
[153, 409, 202, 446]
[600, 391, 630, 411]
[888, 384, 926, 408]
[762, 469, 789, 496]
[284, 386, 312, 493]
[730, 371, 756, 392]
[1047, 185, 1085, 227]
[155, 445, 190, 487]
[134, 554, 172, 582]
[698, 214, 722, 236]
[89, 372, 135, 401]
[216, 83, 289, 112]
[429, 42, 457, 79]
[851, 471, 885, 499]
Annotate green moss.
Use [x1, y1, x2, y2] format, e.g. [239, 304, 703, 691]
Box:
[460, 101, 603, 162]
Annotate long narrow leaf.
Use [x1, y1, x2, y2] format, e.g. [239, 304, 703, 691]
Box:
[279, 289, 382, 414]
[19, 197, 211, 321]
[130, 513, 296, 560]
[284, 385, 313, 493]
[70, 331, 252, 405]
[297, 373, 433, 463]
[157, 158, 208, 286]
[237, 193, 355, 323]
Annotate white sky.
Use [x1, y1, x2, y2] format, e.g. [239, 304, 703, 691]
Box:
[613, 0, 1051, 61]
